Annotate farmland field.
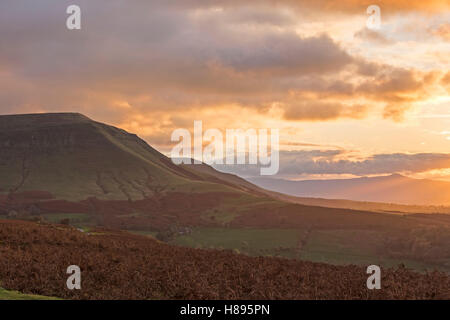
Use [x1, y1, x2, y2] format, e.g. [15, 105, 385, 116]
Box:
[41, 213, 92, 224]
[170, 227, 450, 273]
[172, 227, 300, 258]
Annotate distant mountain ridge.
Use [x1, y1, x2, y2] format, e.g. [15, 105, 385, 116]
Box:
[250, 174, 450, 206]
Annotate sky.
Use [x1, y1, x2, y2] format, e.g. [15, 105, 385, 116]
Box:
[0, 0, 449, 181]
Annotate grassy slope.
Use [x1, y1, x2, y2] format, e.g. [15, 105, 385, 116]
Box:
[0, 113, 254, 201]
[0, 287, 59, 300]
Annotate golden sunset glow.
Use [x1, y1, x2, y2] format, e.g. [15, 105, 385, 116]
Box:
[0, 0, 449, 181]
[2, 1, 450, 301]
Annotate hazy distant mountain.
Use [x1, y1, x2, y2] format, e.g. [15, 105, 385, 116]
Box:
[249, 174, 450, 206]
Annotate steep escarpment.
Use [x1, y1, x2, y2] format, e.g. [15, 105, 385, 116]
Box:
[0, 113, 276, 231]
[0, 113, 253, 201]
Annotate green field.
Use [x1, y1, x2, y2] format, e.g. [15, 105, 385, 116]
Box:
[0, 288, 59, 300]
[298, 229, 444, 272]
[172, 227, 300, 258]
[128, 230, 159, 238]
[201, 195, 284, 225]
[170, 227, 449, 273]
[41, 213, 92, 224]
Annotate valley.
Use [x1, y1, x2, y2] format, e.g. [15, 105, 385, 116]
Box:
[0, 113, 449, 299]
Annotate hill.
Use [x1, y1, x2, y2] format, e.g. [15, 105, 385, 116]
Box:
[0, 113, 273, 230]
[0, 113, 258, 201]
[249, 174, 450, 206]
[0, 219, 448, 300]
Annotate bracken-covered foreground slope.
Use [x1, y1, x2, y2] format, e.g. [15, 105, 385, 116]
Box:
[0, 220, 448, 300]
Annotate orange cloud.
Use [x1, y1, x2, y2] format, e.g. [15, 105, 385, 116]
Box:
[283, 101, 368, 121]
[0, 0, 447, 132]
[177, 0, 450, 14]
[430, 23, 450, 41]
